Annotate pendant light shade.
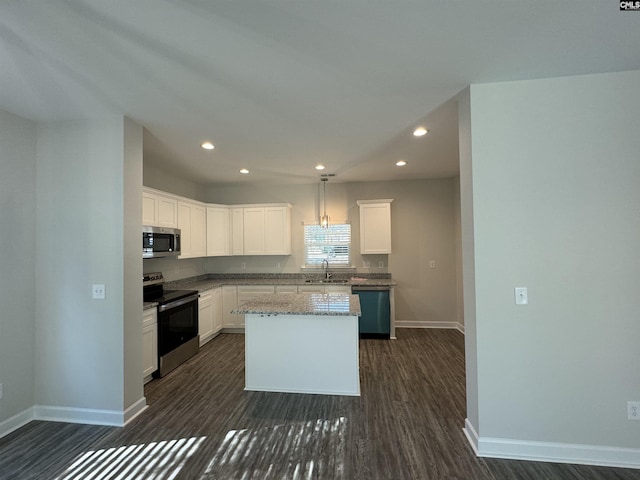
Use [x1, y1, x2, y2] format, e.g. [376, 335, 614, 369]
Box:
[320, 178, 330, 228]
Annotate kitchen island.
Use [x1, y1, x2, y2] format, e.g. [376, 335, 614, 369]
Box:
[233, 293, 361, 396]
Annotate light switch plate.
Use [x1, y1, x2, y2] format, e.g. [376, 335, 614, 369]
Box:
[514, 287, 528, 305]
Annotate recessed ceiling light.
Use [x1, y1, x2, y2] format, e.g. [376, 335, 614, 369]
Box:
[395, 160, 407, 166]
[413, 127, 428, 137]
[315, 164, 325, 170]
[240, 168, 249, 174]
[201, 141, 215, 150]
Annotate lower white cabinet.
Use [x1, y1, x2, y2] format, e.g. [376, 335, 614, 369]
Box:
[236, 285, 276, 328]
[275, 285, 297, 294]
[199, 290, 215, 345]
[200, 288, 223, 345]
[297, 285, 351, 294]
[212, 287, 223, 334]
[142, 308, 158, 382]
[222, 285, 240, 329]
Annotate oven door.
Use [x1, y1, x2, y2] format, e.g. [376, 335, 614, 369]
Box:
[157, 294, 199, 356]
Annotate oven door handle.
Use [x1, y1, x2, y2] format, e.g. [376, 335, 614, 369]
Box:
[158, 294, 200, 312]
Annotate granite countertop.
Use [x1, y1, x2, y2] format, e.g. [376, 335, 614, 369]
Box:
[167, 275, 396, 293]
[144, 301, 158, 310]
[232, 293, 361, 316]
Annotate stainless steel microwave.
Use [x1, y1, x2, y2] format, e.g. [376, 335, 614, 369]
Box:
[143, 226, 181, 258]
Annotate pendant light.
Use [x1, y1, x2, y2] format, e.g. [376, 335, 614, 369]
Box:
[320, 178, 330, 228]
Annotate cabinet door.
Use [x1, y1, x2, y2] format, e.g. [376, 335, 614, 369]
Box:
[157, 195, 178, 228]
[207, 206, 230, 256]
[143, 189, 178, 228]
[324, 285, 351, 294]
[222, 285, 239, 328]
[142, 191, 158, 226]
[275, 285, 297, 294]
[231, 208, 244, 255]
[178, 201, 207, 258]
[142, 309, 158, 380]
[265, 206, 291, 255]
[212, 287, 223, 333]
[199, 290, 214, 345]
[243, 207, 265, 255]
[298, 285, 325, 294]
[358, 200, 393, 254]
[191, 204, 207, 257]
[237, 285, 275, 328]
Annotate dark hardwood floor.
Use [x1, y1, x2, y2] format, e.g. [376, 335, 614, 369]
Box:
[1, 329, 638, 479]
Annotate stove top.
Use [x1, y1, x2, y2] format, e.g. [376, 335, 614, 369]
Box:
[143, 271, 198, 304]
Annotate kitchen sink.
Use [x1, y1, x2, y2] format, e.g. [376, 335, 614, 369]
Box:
[304, 279, 350, 284]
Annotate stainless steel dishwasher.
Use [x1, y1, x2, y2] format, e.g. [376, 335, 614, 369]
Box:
[351, 285, 391, 338]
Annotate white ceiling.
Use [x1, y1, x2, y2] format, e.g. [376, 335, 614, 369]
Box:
[1, 1, 639, 186]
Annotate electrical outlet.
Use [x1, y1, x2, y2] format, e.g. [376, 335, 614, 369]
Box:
[276, 262, 281, 269]
[363, 260, 371, 268]
[429, 260, 436, 269]
[628, 401, 640, 420]
[241, 262, 246, 270]
[378, 261, 384, 268]
[0, 383, 3, 399]
[92, 284, 106, 299]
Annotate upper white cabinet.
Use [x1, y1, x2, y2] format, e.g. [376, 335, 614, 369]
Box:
[142, 188, 178, 228]
[178, 200, 207, 258]
[230, 208, 245, 256]
[206, 205, 230, 256]
[357, 199, 393, 254]
[142, 188, 291, 258]
[233, 204, 291, 256]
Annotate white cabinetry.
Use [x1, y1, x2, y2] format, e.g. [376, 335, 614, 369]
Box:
[142, 188, 178, 228]
[297, 285, 325, 294]
[206, 205, 230, 256]
[243, 207, 265, 255]
[265, 206, 291, 255]
[297, 285, 351, 294]
[212, 287, 223, 334]
[357, 199, 393, 254]
[222, 285, 240, 329]
[231, 208, 245, 256]
[232, 204, 291, 255]
[236, 285, 276, 328]
[199, 290, 214, 345]
[142, 308, 158, 382]
[275, 285, 297, 294]
[199, 288, 223, 345]
[178, 200, 207, 258]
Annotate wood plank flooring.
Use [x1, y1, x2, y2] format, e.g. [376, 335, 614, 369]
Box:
[1, 329, 639, 479]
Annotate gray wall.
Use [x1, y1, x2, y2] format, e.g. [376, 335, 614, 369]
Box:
[35, 117, 143, 416]
[464, 70, 640, 450]
[0, 109, 37, 425]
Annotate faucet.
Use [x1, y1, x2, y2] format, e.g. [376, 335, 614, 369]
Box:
[321, 259, 331, 280]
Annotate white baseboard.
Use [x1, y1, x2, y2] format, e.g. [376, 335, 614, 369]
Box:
[463, 418, 640, 470]
[395, 320, 465, 334]
[34, 396, 148, 428]
[0, 397, 148, 439]
[0, 407, 35, 439]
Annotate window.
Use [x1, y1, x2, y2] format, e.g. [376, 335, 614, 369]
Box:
[304, 224, 351, 266]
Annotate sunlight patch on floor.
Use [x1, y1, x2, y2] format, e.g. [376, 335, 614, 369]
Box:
[203, 417, 346, 479]
[54, 436, 206, 480]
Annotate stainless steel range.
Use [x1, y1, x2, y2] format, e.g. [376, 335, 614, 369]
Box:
[143, 272, 199, 377]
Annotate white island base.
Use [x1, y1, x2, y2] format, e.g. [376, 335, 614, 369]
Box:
[245, 313, 360, 396]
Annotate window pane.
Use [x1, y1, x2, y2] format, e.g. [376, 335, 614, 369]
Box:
[304, 224, 351, 266]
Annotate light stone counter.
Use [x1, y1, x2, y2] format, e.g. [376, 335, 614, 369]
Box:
[240, 293, 361, 396]
[232, 293, 361, 317]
